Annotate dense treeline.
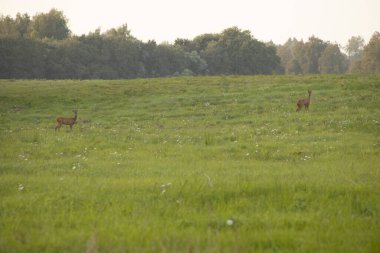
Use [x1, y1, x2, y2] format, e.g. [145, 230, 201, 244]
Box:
[0, 9, 379, 79]
[277, 34, 380, 74]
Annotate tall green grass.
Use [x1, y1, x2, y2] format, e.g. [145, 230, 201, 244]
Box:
[0, 75, 379, 252]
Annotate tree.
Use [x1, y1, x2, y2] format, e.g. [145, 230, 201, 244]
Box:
[345, 36, 365, 72]
[192, 33, 220, 52]
[278, 37, 351, 74]
[201, 27, 281, 75]
[154, 43, 187, 76]
[319, 44, 348, 73]
[277, 38, 304, 74]
[0, 13, 31, 38]
[174, 38, 195, 52]
[0, 37, 46, 78]
[30, 9, 70, 39]
[288, 59, 302, 74]
[104, 23, 132, 40]
[0, 15, 18, 37]
[141, 40, 159, 77]
[15, 13, 31, 37]
[359, 32, 380, 73]
[345, 36, 365, 58]
[300, 36, 328, 74]
[184, 51, 208, 74]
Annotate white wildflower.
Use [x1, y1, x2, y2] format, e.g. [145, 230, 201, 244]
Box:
[160, 182, 172, 194]
[226, 219, 234, 226]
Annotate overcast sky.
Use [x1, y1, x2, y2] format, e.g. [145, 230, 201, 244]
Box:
[1, 0, 379, 45]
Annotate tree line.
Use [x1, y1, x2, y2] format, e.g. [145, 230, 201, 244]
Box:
[0, 9, 379, 79]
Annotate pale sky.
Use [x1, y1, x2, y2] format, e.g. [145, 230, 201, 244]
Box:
[1, 0, 379, 46]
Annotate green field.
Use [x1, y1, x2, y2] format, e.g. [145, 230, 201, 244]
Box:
[0, 75, 379, 253]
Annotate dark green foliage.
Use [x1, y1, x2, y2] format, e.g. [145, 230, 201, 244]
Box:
[199, 27, 281, 75]
[0, 37, 46, 78]
[1, 9, 379, 78]
[355, 32, 380, 73]
[0, 28, 281, 78]
[30, 9, 70, 40]
[319, 44, 348, 73]
[0, 11, 281, 79]
[278, 37, 348, 74]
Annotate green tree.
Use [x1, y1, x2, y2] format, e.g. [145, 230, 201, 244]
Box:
[108, 37, 145, 78]
[0, 37, 15, 77]
[104, 23, 132, 40]
[141, 40, 159, 77]
[15, 13, 31, 37]
[319, 44, 348, 73]
[289, 58, 302, 74]
[174, 38, 195, 52]
[0, 13, 31, 38]
[277, 38, 304, 74]
[0, 37, 46, 78]
[300, 36, 328, 74]
[359, 32, 380, 73]
[154, 43, 187, 76]
[31, 9, 70, 40]
[185, 51, 208, 74]
[345, 36, 365, 73]
[0, 15, 18, 37]
[345, 36, 364, 58]
[202, 27, 280, 75]
[192, 33, 220, 52]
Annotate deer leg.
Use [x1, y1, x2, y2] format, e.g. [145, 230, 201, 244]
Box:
[55, 123, 61, 131]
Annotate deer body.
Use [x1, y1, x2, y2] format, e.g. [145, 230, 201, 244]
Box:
[55, 110, 77, 130]
[296, 90, 312, 112]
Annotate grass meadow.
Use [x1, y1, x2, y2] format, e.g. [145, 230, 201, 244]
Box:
[0, 75, 379, 253]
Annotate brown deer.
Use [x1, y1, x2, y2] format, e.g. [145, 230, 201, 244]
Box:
[55, 110, 78, 130]
[296, 90, 312, 112]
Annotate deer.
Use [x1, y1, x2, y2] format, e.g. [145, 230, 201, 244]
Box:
[55, 110, 78, 130]
[296, 90, 312, 112]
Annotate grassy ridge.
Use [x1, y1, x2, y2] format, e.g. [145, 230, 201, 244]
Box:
[0, 75, 379, 252]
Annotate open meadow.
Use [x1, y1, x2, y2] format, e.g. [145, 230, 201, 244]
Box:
[0, 75, 379, 252]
